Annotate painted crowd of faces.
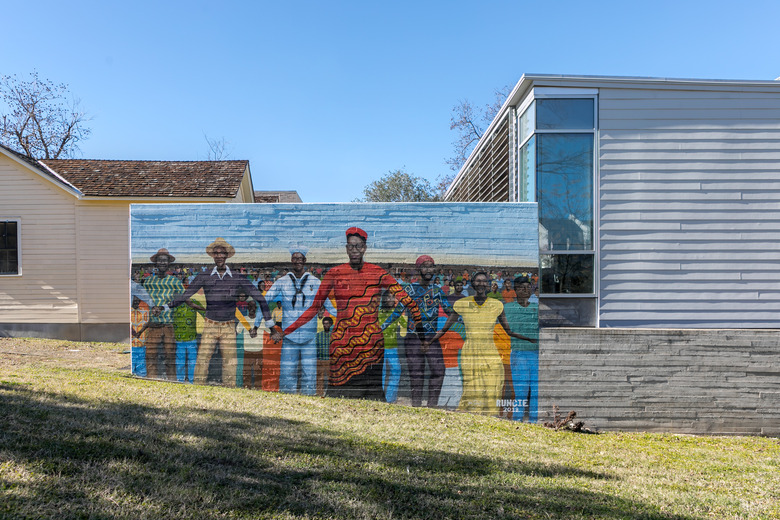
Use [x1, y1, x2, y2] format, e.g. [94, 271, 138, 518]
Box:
[130, 260, 540, 421]
[129, 202, 541, 420]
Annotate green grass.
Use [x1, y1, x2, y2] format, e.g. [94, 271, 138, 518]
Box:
[1, 339, 778, 519]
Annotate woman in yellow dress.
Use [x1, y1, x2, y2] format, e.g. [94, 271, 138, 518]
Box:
[425, 272, 536, 415]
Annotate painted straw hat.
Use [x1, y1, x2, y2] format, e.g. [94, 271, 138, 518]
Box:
[150, 248, 175, 263]
[205, 237, 235, 258]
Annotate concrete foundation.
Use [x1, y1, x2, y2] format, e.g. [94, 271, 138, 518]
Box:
[0, 323, 130, 343]
[539, 328, 780, 436]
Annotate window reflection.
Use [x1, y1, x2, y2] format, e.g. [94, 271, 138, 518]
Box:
[519, 135, 535, 202]
[536, 99, 594, 130]
[518, 102, 535, 143]
[537, 134, 593, 251]
[541, 254, 594, 294]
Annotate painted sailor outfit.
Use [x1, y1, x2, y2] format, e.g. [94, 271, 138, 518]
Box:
[255, 268, 336, 395]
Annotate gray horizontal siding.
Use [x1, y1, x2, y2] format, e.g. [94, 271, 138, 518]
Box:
[598, 86, 780, 328]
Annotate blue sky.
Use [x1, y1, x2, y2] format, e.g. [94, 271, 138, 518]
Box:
[3, 0, 779, 202]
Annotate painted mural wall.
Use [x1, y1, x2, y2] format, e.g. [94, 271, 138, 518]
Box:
[129, 203, 539, 420]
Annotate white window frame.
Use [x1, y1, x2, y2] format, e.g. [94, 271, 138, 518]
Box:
[0, 218, 22, 277]
[518, 89, 599, 299]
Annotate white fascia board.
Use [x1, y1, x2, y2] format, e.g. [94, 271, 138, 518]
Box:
[81, 196, 234, 202]
[0, 151, 83, 198]
[517, 73, 780, 90]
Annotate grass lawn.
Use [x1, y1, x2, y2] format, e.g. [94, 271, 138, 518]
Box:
[0, 338, 778, 519]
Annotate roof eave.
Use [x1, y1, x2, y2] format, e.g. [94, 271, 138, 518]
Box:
[444, 73, 780, 199]
[80, 196, 236, 202]
[0, 147, 84, 198]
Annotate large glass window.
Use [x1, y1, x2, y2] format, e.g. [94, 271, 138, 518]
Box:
[514, 94, 596, 308]
[540, 254, 594, 294]
[536, 99, 594, 130]
[0, 220, 20, 275]
[537, 134, 593, 251]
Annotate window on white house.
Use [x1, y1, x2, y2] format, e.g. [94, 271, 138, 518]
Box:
[0, 219, 20, 275]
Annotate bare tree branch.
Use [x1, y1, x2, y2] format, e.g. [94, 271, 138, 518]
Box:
[0, 71, 91, 159]
[204, 134, 231, 160]
[445, 86, 511, 172]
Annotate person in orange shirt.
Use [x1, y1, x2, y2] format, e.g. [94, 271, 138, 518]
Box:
[437, 304, 465, 408]
[501, 279, 517, 303]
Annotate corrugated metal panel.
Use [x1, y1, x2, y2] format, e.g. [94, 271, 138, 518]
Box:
[598, 87, 780, 328]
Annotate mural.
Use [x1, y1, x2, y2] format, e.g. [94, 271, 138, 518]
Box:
[130, 203, 539, 421]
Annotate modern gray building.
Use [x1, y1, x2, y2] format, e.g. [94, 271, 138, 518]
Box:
[445, 74, 780, 435]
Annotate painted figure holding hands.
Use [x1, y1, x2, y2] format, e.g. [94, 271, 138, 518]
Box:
[424, 272, 536, 415]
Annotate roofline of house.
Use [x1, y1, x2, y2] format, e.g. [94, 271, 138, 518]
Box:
[0, 145, 84, 198]
[1, 145, 253, 200]
[444, 73, 780, 199]
[242, 163, 255, 202]
[83, 196, 235, 202]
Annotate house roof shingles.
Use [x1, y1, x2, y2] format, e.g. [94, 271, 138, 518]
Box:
[40, 159, 249, 198]
[253, 190, 302, 203]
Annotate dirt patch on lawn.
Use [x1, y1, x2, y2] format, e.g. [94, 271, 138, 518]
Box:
[0, 337, 129, 373]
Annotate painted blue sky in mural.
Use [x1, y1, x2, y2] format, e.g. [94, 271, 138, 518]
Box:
[131, 203, 538, 267]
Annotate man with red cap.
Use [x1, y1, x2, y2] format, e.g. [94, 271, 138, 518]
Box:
[281, 227, 422, 400]
[381, 254, 452, 407]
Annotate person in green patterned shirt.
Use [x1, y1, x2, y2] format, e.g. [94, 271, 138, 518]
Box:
[143, 248, 184, 380]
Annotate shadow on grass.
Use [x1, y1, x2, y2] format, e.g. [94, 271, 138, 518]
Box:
[0, 382, 694, 520]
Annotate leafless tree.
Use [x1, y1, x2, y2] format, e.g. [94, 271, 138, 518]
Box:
[445, 86, 511, 171]
[434, 172, 455, 199]
[204, 135, 231, 161]
[0, 71, 90, 159]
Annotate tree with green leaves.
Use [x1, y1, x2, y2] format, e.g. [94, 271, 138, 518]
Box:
[357, 169, 440, 202]
[0, 71, 90, 159]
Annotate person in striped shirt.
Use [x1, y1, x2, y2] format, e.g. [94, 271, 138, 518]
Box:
[143, 248, 184, 380]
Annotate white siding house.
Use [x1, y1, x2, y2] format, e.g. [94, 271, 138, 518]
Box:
[0, 145, 257, 341]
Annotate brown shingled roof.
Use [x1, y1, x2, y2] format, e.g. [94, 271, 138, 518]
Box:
[254, 190, 303, 203]
[40, 159, 249, 198]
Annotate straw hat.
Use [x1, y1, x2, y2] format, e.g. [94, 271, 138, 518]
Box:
[206, 237, 235, 258]
[150, 248, 175, 263]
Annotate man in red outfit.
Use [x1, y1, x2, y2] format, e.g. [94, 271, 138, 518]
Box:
[282, 227, 422, 400]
